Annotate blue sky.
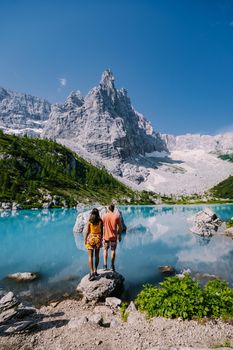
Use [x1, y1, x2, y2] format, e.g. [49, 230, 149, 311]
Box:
[0, 0, 233, 135]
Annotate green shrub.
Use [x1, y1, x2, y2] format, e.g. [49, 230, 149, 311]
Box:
[119, 302, 129, 322]
[135, 275, 233, 320]
[204, 279, 233, 318]
[226, 219, 233, 228]
[211, 340, 232, 348]
[0, 131, 159, 207]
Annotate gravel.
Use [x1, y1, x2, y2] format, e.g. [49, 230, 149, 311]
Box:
[0, 299, 232, 350]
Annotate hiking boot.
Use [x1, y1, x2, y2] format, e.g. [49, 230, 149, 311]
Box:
[94, 271, 99, 277]
[103, 265, 108, 271]
[88, 273, 95, 281]
[110, 265, 115, 272]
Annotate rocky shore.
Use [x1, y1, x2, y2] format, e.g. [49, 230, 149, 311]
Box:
[1, 269, 233, 350]
[1, 297, 233, 350]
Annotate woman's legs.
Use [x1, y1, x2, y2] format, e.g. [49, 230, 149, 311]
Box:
[88, 249, 94, 274]
[94, 248, 100, 273]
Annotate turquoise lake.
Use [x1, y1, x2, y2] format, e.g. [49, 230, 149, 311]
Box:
[1, 205, 233, 305]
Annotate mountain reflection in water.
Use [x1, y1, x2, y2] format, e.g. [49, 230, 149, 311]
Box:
[1, 205, 233, 304]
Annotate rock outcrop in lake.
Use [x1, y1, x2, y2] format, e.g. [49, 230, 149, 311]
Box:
[189, 208, 226, 237]
[77, 270, 124, 302]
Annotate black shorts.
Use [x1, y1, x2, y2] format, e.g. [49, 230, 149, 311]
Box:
[104, 240, 117, 251]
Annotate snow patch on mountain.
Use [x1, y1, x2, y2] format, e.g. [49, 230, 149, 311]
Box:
[162, 133, 233, 153]
[137, 150, 233, 196]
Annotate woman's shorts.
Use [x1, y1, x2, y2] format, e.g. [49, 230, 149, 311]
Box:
[86, 234, 102, 250]
[104, 240, 117, 251]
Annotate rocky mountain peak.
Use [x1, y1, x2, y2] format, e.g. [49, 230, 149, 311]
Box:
[43, 69, 167, 173]
[65, 91, 84, 108]
[0, 87, 9, 102]
[100, 69, 115, 90]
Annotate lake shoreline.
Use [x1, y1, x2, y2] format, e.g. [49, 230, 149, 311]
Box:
[1, 198, 233, 211]
[1, 297, 233, 350]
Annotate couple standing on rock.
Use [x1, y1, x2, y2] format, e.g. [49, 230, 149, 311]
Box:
[84, 204, 122, 281]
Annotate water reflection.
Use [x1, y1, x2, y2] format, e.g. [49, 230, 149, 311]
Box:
[1, 205, 233, 304]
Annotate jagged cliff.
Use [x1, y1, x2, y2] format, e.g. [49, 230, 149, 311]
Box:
[43, 69, 167, 161]
[0, 87, 51, 136]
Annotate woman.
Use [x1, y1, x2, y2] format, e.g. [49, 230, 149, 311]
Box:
[85, 208, 103, 281]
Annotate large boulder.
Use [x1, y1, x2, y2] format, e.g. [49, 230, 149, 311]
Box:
[189, 207, 226, 237]
[0, 291, 37, 335]
[73, 206, 126, 234]
[0, 292, 19, 312]
[77, 270, 124, 301]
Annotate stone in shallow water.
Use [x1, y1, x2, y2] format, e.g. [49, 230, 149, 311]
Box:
[159, 265, 176, 274]
[77, 269, 124, 301]
[194, 272, 219, 282]
[7, 272, 39, 282]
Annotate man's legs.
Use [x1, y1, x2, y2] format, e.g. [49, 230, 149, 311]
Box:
[111, 250, 116, 271]
[103, 241, 117, 270]
[103, 246, 108, 269]
[110, 241, 117, 271]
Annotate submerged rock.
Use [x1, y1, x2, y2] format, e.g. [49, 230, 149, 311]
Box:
[77, 269, 124, 301]
[7, 272, 39, 282]
[159, 265, 175, 274]
[194, 272, 219, 282]
[189, 207, 226, 237]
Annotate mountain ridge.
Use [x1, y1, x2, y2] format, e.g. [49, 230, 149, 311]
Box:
[0, 86, 51, 137]
[1, 70, 233, 196]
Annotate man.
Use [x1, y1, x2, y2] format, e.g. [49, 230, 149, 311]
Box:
[102, 204, 122, 272]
